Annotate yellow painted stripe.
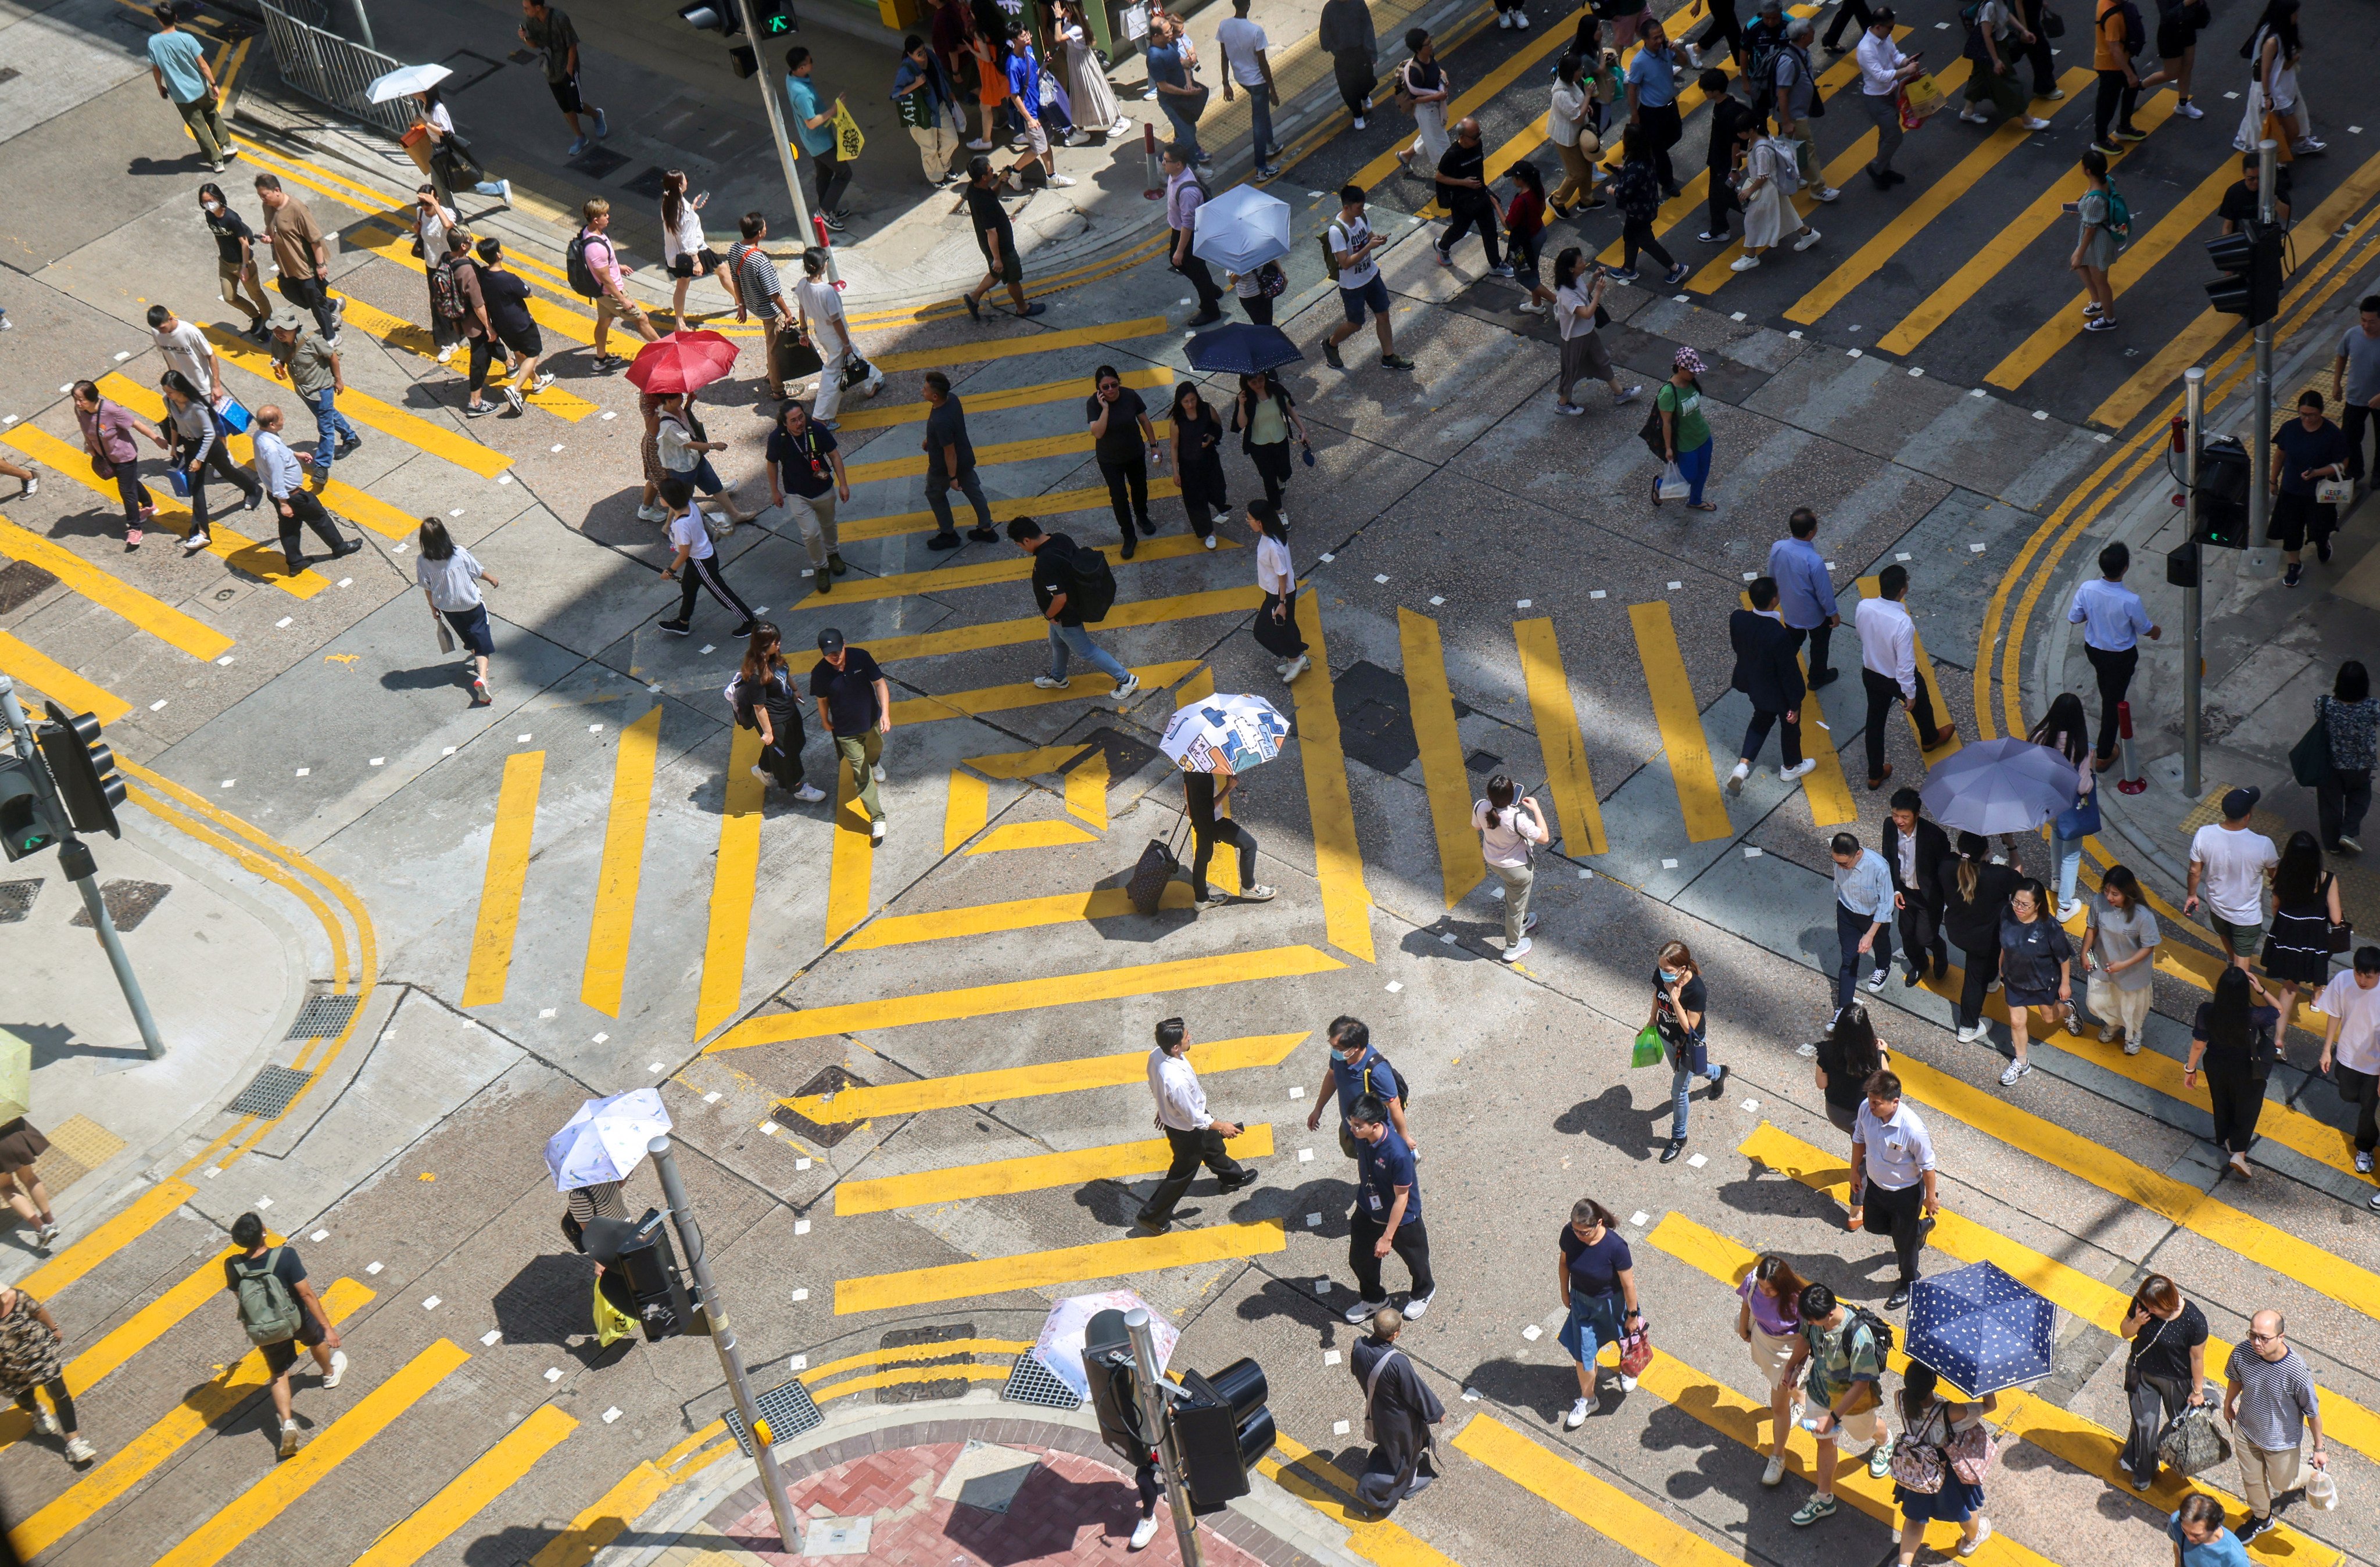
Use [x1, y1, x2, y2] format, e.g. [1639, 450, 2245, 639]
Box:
[889, 662, 1201, 726]
[581, 705, 659, 1017]
[839, 479, 1186, 545]
[800, 1339, 1031, 1381]
[350, 221, 600, 348]
[714, 945, 1339, 1051]
[352, 1406, 578, 1567]
[462, 750, 544, 1007]
[845, 422, 1173, 485]
[199, 325, 510, 478]
[1855, 577, 1960, 757]
[1628, 600, 1731, 842]
[966, 818, 1101, 855]
[786, 530, 1229, 612]
[1787, 67, 2094, 325]
[778, 1031, 1308, 1123]
[1, 426, 327, 598]
[1513, 618, 1606, 856]
[842, 884, 1198, 949]
[837, 1125, 1275, 1214]
[1740, 589, 1859, 824]
[833, 369, 1175, 432]
[1880, 92, 2179, 356]
[15, 1179, 194, 1300]
[862, 586, 1267, 665]
[1295, 590, 1376, 962]
[1260, 1433, 1467, 1567]
[332, 295, 597, 421]
[837, 1219, 1286, 1313]
[1985, 150, 2240, 390]
[824, 730, 874, 948]
[943, 768, 990, 853]
[1345, 6, 1592, 195]
[1455, 1414, 1745, 1567]
[695, 726, 765, 1039]
[0, 630, 132, 725]
[847, 231, 1174, 328]
[8, 1276, 373, 1560]
[0, 1246, 234, 1455]
[1399, 608, 1484, 908]
[522, 1425, 728, 1567]
[813, 1364, 1013, 1400]
[0, 515, 231, 661]
[870, 318, 1169, 373]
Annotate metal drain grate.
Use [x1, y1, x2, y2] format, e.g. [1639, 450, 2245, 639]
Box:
[0, 880, 40, 924]
[1000, 1351, 1083, 1410]
[720, 1375, 824, 1455]
[286, 994, 362, 1040]
[226, 1065, 314, 1118]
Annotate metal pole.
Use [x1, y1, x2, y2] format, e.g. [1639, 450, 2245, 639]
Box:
[0, 679, 165, 1060]
[1126, 1308, 1201, 1567]
[345, 0, 376, 52]
[731, 0, 816, 260]
[2182, 367, 2205, 800]
[647, 1135, 799, 1553]
[2245, 138, 2278, 576]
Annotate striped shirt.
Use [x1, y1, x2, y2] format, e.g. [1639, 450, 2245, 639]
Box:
[2224, 1343, 2318, 1451]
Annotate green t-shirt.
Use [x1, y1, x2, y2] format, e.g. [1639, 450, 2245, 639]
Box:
[1658, 381, 1711, 453]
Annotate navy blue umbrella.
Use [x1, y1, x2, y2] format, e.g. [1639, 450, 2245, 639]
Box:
[1184, 322, 1303, 376]
[1906, 1260, 2056, 1396]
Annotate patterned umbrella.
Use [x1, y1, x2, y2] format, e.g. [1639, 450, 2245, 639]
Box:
[1906, 1259, 2056, 1396]
[1159, 693, 1290, 774]
[624, 330, 740, 396]
[543, 1088, 672, 1192]
[1031, 1290, 1177, 1401]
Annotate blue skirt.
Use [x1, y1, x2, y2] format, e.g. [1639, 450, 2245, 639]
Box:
[1896, 1473, 1985, 1523]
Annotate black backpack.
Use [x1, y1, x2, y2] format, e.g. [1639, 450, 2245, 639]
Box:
[2100, 0, 2145, 58]
[1063, 541, 1118, 623]
[1848, 1305, 1898, 1361]
[564, 230, 604, 299]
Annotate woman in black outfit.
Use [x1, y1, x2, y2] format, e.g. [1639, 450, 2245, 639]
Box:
[2184, 963, 2281, 1179]
[2117, 1273, 2207, 1489]
[2260, 829, 2340, 1039]
[1940, 831, 2018, 1044]
[1813, 1002, 1889, 1229]
[1168, 382, 1231, 544]
[727, 623, 826, 802]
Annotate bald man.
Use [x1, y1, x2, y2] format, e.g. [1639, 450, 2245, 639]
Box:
[2222, 1310, 2325, 1543]
[1431, 116, 1508, 274]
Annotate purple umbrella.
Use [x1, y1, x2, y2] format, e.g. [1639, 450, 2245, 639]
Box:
[1917, 738, 2079, 836]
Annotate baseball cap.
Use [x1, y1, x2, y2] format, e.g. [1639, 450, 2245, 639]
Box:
[817, 627, 845, 655]
[2221, 785, 2260, 820]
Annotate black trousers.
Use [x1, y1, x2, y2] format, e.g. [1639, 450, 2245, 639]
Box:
[2085, 642, 2138, 762]
[1349, 1211, 1433, 1303]
[2095, 70, 2139, 142]
[1862, 666, 1940, 781]
[2123, 1372, 2192, 1484]
[2334, 1064, 2380, 1154]
[12, 1380, 74, 1434]
[1240, 291, 1275, 326]
[277, 271, 341, 338]
[1190, 816, 1257, 901]
[1898, 897, 1948, 978]
[1333, 52, 1376, 116]
[1740, 707, 1802, 768]
[1139, 1124, 1246, 1224]
[2205, 1068, 2264, 1156]
[755, 705, 808, 790]
[1098, 453, 1151, 537]
[1822, 0, 1874, 51]
[1621, 217, 1676, 273]
[275, 488, 346, 565]
[1792, 622, 1836, 680]
[1254, 590, 1309, 660]
[1837, 901, 1893, 1009]
[811, 147, 851, 216]
[674, 551, 755, 627]
[176, 436, 259, 529]
[1437, 197, 1503, 267]
[1696, 0, 1745, 60]
[1866, 1177, 1927, 1286]
[2318, 768, 2374, 849]
[2346, 402, 2379, 482]
[2017, 0, 2059, 92]
[1705, 168, 1742, 235]
[1638, 102, 1683, 192]
[1955, 941, 2000, 1029]
[1178, 242, 1223, 309]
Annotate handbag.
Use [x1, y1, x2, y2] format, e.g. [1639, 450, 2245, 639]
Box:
[2055, 789, 2101, 839]
[434, 608, 457, 655]
[1256, 260, 1289, 298]
[773, 327, 824, 382]
[1617, 1321, 1654, 1378]
[2316, 478, 2355, 506]
[2041, 5, 2066, 35]
[2157, 1390, 2234, 1476]
[2290, 707, 2336, 788]
[164, 465, 191, 499]
[1946, 1418, 2001, 1483]
[90, 451, 115, 482]
[1631, 1023, 1665, 1068]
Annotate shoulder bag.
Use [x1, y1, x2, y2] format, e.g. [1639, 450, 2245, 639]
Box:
[1361, 1346, 1400, 1442]
[2290, 698, 2336, 788]
[1946, 1416, 2002, 1483]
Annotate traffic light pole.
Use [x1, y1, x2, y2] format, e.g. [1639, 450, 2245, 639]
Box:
[646, 1135, 798, 1553]
[1127, 1308, 1202, 1567]
[731, 0, 818, 271]
[0, 678, 164, 1060]
[2182, 367, 2206, 800]
[2247, 137, 2279, 565]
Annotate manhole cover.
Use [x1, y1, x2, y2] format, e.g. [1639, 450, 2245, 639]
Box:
[1464, 749, 1505, 774]
[878, 1322, 977, 1404]
[769, 1064, 869, 1148]
[0, 560, 58, 615]
[226, 1064, 314, 1118]
[286, 992, 363, 1039]
[720, 1374, 823, 1455]
[567, 145, 631, 180]
[0, 880, 39, 924]
[67, 880, 169, 931]
[621, 164, 672, 200]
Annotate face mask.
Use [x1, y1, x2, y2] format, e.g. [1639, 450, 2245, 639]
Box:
[1659, 970, 1681, 985]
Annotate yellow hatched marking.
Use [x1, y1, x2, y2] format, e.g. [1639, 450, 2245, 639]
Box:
[842, 884, 1198, 949]
[824, 731, 875, 948]
[967, 819, 1100, 854]
[581, 705, 659, 1017]
[1513, 618, 1605, 856]
[332, 295, 597, 421]
[0, 1246, 234, 1453]
[1399, 608, 1483, 908]
[1628, 600, 1731, 842]
[522, 1421, 732, 1567]
[1879, 94, 2179, 356]
[779, 1031, 1309, 1123]
[869, 318, 1171, 372]
[836, 1125, 1274, 1215]
[890, 662, 1198, 725]
[0, 632, 131, 725]
[862, 587, 1265, 665]
[1296, 590, 1375, 961]
[1855, 576, 1960, 757]
[463, 750, 544, 1007]
[15, 1179, 194, 1300]
[837, 1220, 1285, 1313]
[844, 423, 1172, 485]
[0, 515, 230, 661]
[349, 221, 599, 347]
[776, 531, 1227, 612]
[839, 481, 1184, 544]
[944, 769, 991, 852]
[199, 325, 510, 478]
[1260, 1434, 1466, 1567]
[352, 1407, 578, 1567]
[833, 369, 1174, 431]
[1455, 1414, 1747, 1567]
[695, 726, 765, 1038]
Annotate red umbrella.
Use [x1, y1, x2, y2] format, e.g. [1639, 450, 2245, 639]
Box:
[625, 330, 740, 396]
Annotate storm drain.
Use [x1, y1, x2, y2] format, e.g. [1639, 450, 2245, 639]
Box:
[0, 880, 40, 924]
[67, 880, 169, 931]
[1000, 1350, 1083, 1410]
[721, 1374, 825, 1455]
[226, 1065, 314, 1119]
[286, 993, 362, 1040]
[768, 1064, 869, 1149]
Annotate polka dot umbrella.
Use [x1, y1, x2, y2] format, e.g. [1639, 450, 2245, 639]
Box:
[1906, 1259, 2056, 1396]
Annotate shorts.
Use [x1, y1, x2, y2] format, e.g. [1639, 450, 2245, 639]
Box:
[496, 321, 545, 358]
[668, 248, 722, 280]
[1800, 1391, 1881, 1454]
[441, 601, 495, 657]
[1338, 273, 1390, 325]
[2155, 18, 2196, 59]
[260, 1314, 327, 1376]
[547, 74, 584, 115]
[2211, 913, 2268, 956]
[596, 295, 648, 332]
[979, 240, 1022, 285]
[1020, 114, 1049, 156]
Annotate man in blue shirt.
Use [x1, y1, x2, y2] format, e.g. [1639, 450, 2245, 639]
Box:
[891, 34, 958, 187]
[148, 5, 231, 173]
[2168, 1496, 2254, 1567]
[2067, 541, 2160, 769]
[1767, 507, 1841, 687]
[1624, 16, 1685, 195]
[1830, 831, 1895, 1012]
[1342, 1095, 1434, 1324]
[1146, 17, 1211, 164]
[786, 47, 853, 231]
[1305, 1016, 1414, 1160]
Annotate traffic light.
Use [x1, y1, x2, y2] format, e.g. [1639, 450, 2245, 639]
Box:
[0, 752, 59, 862]
[1172, 1359, 1274, 1511]
[2192, 435, 2253, 549]
[35, 704, 122, 839]
[2206, 223, 2284, 326]
[677, 0, 740, 33]
[1083, 1309, 1151, 1464]
[753, 0, 796, 36]
[614, 1209, 700, 1340]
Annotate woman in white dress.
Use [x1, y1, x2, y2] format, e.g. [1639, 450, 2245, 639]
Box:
[2235, 0, 2321, 155]
[1056, 0, 1129, 138]
[658, 170, 730, 328]
[1731, 124, 1816, 271]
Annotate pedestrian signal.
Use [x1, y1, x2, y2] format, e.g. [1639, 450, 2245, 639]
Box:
[2204, 223, 2283, 326]
[0, 752, 58, 862]
[35, 704, 123, 839]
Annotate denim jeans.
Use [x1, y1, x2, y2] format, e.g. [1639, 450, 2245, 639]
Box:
[307, 388, 361, 475]
[1670, 1052, 1723, 1138]
[1047, 620, 1130, 683]
[1160, 95, 1204, 159]
[1837, 901, 1893, 1010]
[2050, 831, 2084, 908]
[1246, 86, 1276, 160]
[1675, 439, 1712, 504]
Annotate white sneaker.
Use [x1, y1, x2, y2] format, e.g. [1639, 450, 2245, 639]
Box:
[33, 1410, 59, 1437]
[1202, 534, 1218, 549]
[1986, 978, 2003, 993]
[1998, 1059, 2031, 1086]
[1514, 8, 1529, 24]
[1781, 759, 1817, 781]
[1351, 113, 1367, 129]
[750, 764, 773, 784]
[1241, 884, 1278, 901]
[63, 1435, 96, 1464]
[1959, 1519, 1992, 1557]
[871, 765, 886, 782]
[322, 1349, 348, 1389]
[1498, 10, 1512, 24]
[1957, 1023, 1984, 1044]
[2056, 900, 2084, 923]
[1792, 228, 1822, 252]
[1282, 654, 1311, 682]
[1866, 969, 1889, 992]
[794, 783, 828, 802]
[436, 345, 457, 363]
[1504, 936, 1533, 962]
[1727, 761, 1751, 795]
[1959, 108, 1990, 123]
[1033, 675, 1070, 689]
[1762, 1454, 1787, 1487]
[1403, 1289, 1435, 1319]
[1684, 42, 1703, 66]
[1344, 1296, 1385, 1324]
[1565, 1396, 1590, 1429]
[636, 503, 668, 522]
[1112, 673, 1143, 701]
[2176, 99, 2204, 119]
[1130, 1515, 1162, 1550]
[1730, 253, 1762, 272]
[1048, 174, 1078, 188]
[2355, 1151, 2372, 1174]
[2021, 117, 2052, 131]
[1619, 1373, 1638, 1392]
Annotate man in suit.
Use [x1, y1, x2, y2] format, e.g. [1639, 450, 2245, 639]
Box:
[1728, 576, 1819, 794]
[1882, 787, 1950, 985]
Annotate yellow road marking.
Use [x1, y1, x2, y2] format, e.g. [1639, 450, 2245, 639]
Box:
[463, 750, 544, 1007]
[846, 233, 1174, 329]
[1855, 576, 1960, 758]
[581, 705, 659, 1017]
[833, 368, 1175, 432]
[1400, 609, 1484, 906]
[1297, 590, 1376, 962]
[15, 1179, 195, 1300]
[199, 325, 511, 478]
[1786, 67, 2093, 325]
[1985, 150, 2241, 389]
[8, 1276, 373, 1560]
[839, 480, 1186, 545]
[1455, 1414, 1746, 1567]
[0, 1245, 231, 1455]
[1259, 1433, 1465, 1567]
[862, 586, 1267, 664]
[1629, 600, 1731, 842]
[714, 945, 1340, 1051]
[812, 1364, 1014, 1400]
[843, 423, 1173, 486]
[1514, 618, 1605, 856]
[943, 768, 992, 852]
[2, 425, 327, 597]
[1743, 590, 1860, 825]
[0, 631, 131, 725]
[331, 295, 597, 421]
[524, 1422, 731, 1567]
[1880, 94, 2178, 356]
[0, 515, 231, 661]
[824, 732, 875, 948]
[352, 1406, 578, 1567]
[968, 819, 1101, 854]
[836, 1125, 1275, 1214]
[1345, 6, 1602, 196]
[695, 726, 765, 1039]
[348, 221, 600, 347]
[837, 1220, 1286, 1313]
[870, 318, 1170, 373]
[779, 1031, 1309, 1123]
[779, 531, 1227, 612]
[842, 884, 1198, 949]
[800, 1339, 1030, 1380]
[892, 663, 1200, 726]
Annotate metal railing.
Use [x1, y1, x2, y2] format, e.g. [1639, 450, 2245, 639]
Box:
[256, 0, 411, 139]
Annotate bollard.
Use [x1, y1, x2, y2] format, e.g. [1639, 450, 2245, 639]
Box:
[1144, 122, 1165, 200]
[2116, 701, 2147, 795]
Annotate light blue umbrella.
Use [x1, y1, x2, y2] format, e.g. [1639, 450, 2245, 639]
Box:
[544, 1088, 671, 1192]
[1190, 184, 1292, 275]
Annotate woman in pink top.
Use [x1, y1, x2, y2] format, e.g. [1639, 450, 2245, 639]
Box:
[71, 379, 167, 547]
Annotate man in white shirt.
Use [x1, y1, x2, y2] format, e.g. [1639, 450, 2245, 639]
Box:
[2316, 946, 2380, 1193]
[2068, 540, 2160, 769]
[250, 404, 357, 571]
[2185, 787, 2280, 964]
[1849, 1070, 1937, 1308]
[1137, 1017, 1257, 1233]
[146, 304, 220, 404]
[1854, 12, 1921, 189]
[793, 248, 881, 426]
[657, 477, 757, 638]
[1216, 0, 1283, 180]
[1321, 186, 1413, 372]
[1853, 564, 1944, 791]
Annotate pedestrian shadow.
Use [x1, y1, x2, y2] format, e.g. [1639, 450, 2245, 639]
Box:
[126, 155, 209, 177]
[1554, 1084, 1665, 1163]
[1458, 1355, 1600, 1426]
[379, 662, 473, 694]
[489, 1252, 615, 1349]
[1393, 920, 1494, 963]
[1230, 1272, 1347, 1339]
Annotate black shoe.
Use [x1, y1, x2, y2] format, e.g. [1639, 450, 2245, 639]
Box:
[1904, 967, 1923, 988]
[1185, 309, 1225, 328]
[1218, 1169, 1259, 1194]
[926, 532, 965, 551]
[1867, 166, 1893, 189]
[731, 621, 756, 638]
[1886, 170, 1908, 186]
[1707, 1062, 1729, 1102]
[1659, 1137, 1687, 1163]
[242, 487, 264, 512]
[1134, 1213, 1173, 1235]
[658, 619, 692, 636]
[335, 536, 365, 557]
[1808, 668, 1839, 689]
[1119, 534, 1136, 560]
[335, 436, 363, 457]
[829, 553, 849, 576]
[2236, 1516, 2278, 1545]
[962, 292, 983, 322]
[1886, 1283, 1912, 1310]
[1323, 339, 1345, 370]
[967, 525, 1001, 543]
[814, 571, 832, 594]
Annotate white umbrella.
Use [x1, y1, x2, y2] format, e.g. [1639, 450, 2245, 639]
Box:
[1030, 1290, 1177, 1401]
[1190, 184, 1293, 275]
[1160, 693, 1289, 774]
[366, 62, 453, 103]
[544, 1088, 671, 1192]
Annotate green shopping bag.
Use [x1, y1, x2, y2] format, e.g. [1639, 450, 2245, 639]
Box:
[1631, 1023, 1665, 1068]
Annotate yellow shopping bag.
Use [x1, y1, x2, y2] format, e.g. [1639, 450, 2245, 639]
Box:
[1904, 73, 1949, 119]
[593, 1278, 637, 1347]
[832, 98, 865, 161]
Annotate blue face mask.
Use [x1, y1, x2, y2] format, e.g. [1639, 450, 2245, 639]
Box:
[1659, 970, 1681, 985]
